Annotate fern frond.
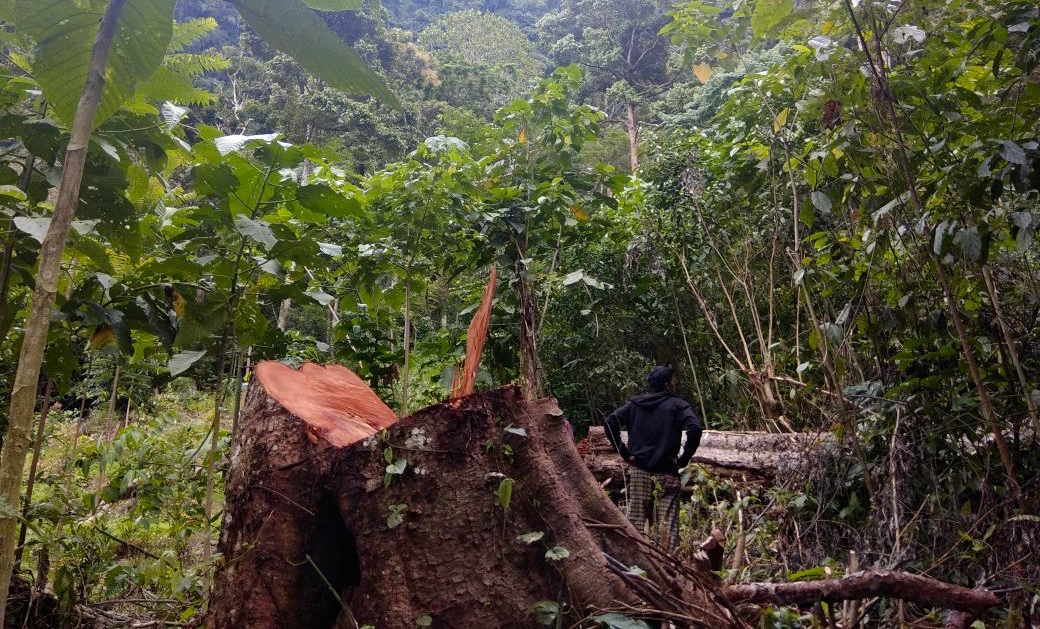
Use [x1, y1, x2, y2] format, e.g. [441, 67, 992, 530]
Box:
[164, 52, 231, 77]
[170, 18, 219, 53]
[138, 67, 216, 106]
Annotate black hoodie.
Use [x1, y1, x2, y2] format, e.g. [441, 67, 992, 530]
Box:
[604, 392, 703, 476]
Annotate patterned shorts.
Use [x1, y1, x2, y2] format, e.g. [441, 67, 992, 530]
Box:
[626, 467, 681, 552]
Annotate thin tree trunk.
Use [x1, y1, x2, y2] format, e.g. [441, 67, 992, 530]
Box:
[230, 349, 244, 440]
[276, 299, 291, 331]
[625, 102, 639, 172]
[981, 266, 1040, 438]
[232, 346, 252, 438]
[674, 296, 709, 424]
[13, 379, 52, 570]
[0, 2, 128, 620]
[401, 280, 411, 416]
[105, 363, 121, 439]
[204, 332, 229, 559]
[516, 256, 544, 399]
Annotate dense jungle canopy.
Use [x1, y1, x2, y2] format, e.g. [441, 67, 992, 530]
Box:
[0, 0, 1037, 626]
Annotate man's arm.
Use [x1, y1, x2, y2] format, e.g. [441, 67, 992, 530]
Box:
[676, 404, 704, 469]
[604, 403, 632, 461]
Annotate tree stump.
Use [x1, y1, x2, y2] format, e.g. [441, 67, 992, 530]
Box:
[208, 361, 747, 628]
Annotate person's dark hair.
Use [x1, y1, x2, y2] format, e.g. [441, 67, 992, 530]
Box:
[647, 365, 675, 392]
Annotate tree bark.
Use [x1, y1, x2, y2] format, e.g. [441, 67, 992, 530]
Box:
[724, 569, 1000, 611]
[209, 362, 746, 629]
[0, 0, 128, 622]
[13, 379, 52, 570]
[626, 101, 639, 172]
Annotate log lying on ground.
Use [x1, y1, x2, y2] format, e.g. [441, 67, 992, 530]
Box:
[724, 569, 1000, 611]
[580, 426, 833, 486]
[208, 362, 748, 629]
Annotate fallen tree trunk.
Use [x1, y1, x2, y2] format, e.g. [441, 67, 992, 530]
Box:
[208, 362, 747, 629]
[579, 426, 833, 486]
[724, 569, 1000, 611]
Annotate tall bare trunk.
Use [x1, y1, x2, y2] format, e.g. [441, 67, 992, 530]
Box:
[0, 1, 128, 620]
[401, 280, 411, 416]
[105, 362, 121, 439]
[513, 228, 544, 399]
[13, 379, 52, 570]
[276, 299, 291, 331]
[625, 102, 639, 173]
[204, 332, 229, 559]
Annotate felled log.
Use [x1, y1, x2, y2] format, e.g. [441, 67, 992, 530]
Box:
[724, 569, 1000, 611]
[208, 362, 748, 629]
[580, 426, 833, 486]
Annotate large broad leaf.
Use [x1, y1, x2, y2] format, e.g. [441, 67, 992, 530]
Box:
[17, 0, 176, 127]
[169, 350, 206, 376]
[751, 0, 793, 39]
[230, 0, 397, 105]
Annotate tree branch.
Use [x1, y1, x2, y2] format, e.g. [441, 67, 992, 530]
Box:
[724, 569, 1000, 611]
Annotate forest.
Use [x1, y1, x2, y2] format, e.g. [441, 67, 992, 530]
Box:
[0, 0, 1037, 626]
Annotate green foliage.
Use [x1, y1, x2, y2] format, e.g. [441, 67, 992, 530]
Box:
[419, 10, 545, 112]
[16, 0, 176, 126]
[231, 0, 397, 104]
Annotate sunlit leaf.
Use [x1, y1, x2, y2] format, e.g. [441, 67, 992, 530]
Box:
[773, 108, 789, 133]
[751, 0, 793, 39]
[90, 325, 117, 351]
[497, 477, 513, 511]
[517, 531, 544, 544]
[13, 216, 50, 243]
[169, 350, 206, 376]
[234, 216, 278, 250]
[693, 62, 712, 84]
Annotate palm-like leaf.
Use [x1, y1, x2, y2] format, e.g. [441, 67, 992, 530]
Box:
[16, 0, 176, 127]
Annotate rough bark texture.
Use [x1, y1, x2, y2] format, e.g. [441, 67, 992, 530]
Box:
[579, 426, 832, 486]
[724, 569, 1001, 611]
[209, 363, 746, 628]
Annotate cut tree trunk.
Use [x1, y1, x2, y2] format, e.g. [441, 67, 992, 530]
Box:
[208, 362, 746, 629]
[579, 426, 833, 487]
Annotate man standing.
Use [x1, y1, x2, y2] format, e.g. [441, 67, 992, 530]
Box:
[604, 365, 703, 551]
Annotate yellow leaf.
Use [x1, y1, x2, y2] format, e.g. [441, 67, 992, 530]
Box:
[773, 108, 790, 133]
[518, 128, 527, 144]
[693, 63, 712, 84]
[173, 292, 187, 318]
[90, 325, 116, 350]
[571, 205, 589, 221]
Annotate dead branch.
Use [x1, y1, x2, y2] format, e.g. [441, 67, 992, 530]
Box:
[723, 569, 1000, 611]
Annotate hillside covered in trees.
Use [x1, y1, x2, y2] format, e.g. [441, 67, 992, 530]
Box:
[0, 0, 1037, 626]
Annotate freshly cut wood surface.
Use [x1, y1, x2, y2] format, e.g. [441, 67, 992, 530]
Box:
[253, 361, 397, 447]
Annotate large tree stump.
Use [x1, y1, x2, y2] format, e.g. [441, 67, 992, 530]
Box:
[209, 362, 747, 628]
